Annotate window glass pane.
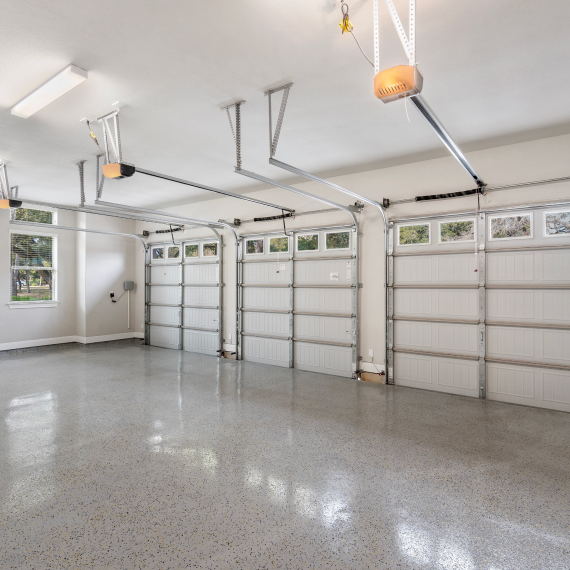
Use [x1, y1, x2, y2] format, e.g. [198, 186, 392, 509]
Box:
[270, 237, 289, 253]
[490, 215, 531, 239]
[167, 246, 180, 258]
[440, 220, 474, 242]
[185, 244, 199, 257]
[297, 234, 319, 251]
[326, 231, 350, 249]
[398, 224, 429, 245]
[13, 208, 53, 224]
[152, 247, 164, 260]
[203, 242, 218, 257]
[545, 211, 570, 236]
[11, 269, 53, 302]
[10, 234, 53, 267]
[247, 239, 264, 254]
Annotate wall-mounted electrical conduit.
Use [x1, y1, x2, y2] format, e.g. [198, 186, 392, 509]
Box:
[225, 99, 362, 376]
[94, 109, 295, 213]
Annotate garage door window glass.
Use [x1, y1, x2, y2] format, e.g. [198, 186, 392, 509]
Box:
[490, 214, 532, 240]
[325, 231, 350, 250]
[10, 233, 55, 302]
[398, 223, 430, 246]
[185, 244, 199, 257]
[246, 239, 264, 255]
[11, 207, 56, 225]
[297, 234, 319, 251]
[439, 220, 475, 243]
[545, 210, 570, 237]
[167, 246, 180, 259]
[203, 242, 218, 257]
[152, 247, 164, 260]
[269, 237, 288, 253]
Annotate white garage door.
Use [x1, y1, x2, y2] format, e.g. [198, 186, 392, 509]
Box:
[387, 202, 570, 412]
[238, 225, 358, 378]
[146, 238, 222, 357]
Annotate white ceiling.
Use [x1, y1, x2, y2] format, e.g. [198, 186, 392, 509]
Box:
[1, 0, 569, 208]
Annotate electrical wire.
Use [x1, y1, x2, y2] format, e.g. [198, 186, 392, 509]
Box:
[339, 1, 374, 68]
[86, 120, 101, 149]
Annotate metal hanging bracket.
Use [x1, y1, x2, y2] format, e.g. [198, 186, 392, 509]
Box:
[223, 100, 246, 171]
[97, 109, 123, 164]
[77, 160, 86, 207]
[265, 83, 293, 158]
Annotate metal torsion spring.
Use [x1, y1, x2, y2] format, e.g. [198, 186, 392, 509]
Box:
[253, 213, 294, 222]
[415, 188, 481, 202]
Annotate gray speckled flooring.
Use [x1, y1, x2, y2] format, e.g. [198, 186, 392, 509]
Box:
[1, 341, 569, 569]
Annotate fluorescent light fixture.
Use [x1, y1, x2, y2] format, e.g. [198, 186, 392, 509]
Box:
[11, 64, 88, 118]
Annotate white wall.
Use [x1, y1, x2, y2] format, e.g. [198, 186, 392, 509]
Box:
[137, 133, 570, 370]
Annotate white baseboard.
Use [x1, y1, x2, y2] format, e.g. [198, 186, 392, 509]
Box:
[0, 332, 144, 352]
[360, 361, 385, 374]
[223, 343, 237, 352]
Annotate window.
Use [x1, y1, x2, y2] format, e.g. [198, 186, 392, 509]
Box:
[11, 207, 57, 225]
[152, 246, 164, 260]
[203, 242, 218, 257]
[185, 244, 199, 257]
[167, 246, 180, 259]
[296, 234, 319, 251]
[10, 231, 56, 302]
[269, 237, 289, 253]
[439, 219, 475, 243]
[325, 231, 350, 250]
[545, 210, 570, 237]
[490, 214, 532, 240]
[246, 238, 264, 255]
[398, 223, 430, 245]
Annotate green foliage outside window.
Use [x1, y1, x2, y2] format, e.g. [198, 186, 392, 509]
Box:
[326, 231, 349, 249]
[247, 239, 264, 254]
[10, 234, 54, 302]
[185, 244, 199, 257]
[152, 247, 164, 260]
[297, 234, 318, 251]
[490, 216, 531, 239]
[269, 237, 288, 253]
[168, 246, 180, 258]
[440, 220, 474, 242]
[203, 243, 218, 256]
[14, 208, 53, 224]
[399, 224, 429, 245]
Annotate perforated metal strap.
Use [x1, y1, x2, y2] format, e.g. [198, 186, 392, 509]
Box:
[77, 160, 86, 207]
[384, 0, 415, 65]
[0, 163, 10, 200]
[271, 85, 290, 158]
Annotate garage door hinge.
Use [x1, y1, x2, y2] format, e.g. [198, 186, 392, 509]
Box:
[358, 283, 364, 288]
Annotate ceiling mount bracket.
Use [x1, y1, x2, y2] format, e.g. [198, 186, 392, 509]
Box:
[223, 100, 245, 171]
[265, 83, 293, 158]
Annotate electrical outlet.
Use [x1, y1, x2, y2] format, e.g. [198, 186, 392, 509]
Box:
[369, 349, 374, 358]
[229, 333, 232, 342]
[110, 291, 114, 298]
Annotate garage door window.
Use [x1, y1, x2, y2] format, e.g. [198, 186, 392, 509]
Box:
[167, 246, 180, 259]
[203, 242, 218, 257]
[325, 231, 350, 250]
[489, 214, 532, 240]
[439, 219, 475, 243]
[246, 239, 264, 255]
[545, 210, 570, 237]
[185, 244, 199, 258]
[398, 223, 430, 246]
[152, 246, 164, 260]
[269, 237, 288, 253]
[297, 234, 319, 252]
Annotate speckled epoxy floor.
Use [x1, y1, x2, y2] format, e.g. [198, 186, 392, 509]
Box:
[1, 340, 569, 569]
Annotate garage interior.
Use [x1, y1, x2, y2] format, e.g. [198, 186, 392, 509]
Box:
[1, 1, 570, 568]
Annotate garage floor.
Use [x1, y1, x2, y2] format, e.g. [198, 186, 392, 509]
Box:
[1, 341, 569, 569]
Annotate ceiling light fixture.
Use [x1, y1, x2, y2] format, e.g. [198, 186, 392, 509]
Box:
[11, 64, 88, 118]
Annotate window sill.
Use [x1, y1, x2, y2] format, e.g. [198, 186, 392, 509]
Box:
[7, 302, 59, 309]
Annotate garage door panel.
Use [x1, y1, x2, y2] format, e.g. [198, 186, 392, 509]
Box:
[150, 306, 180, 326]
[487, 362, 570, 413]
[242, 312, 290, 336]
[487, 326, 570, 366]
[243, 262, 291, 284]
[183, 330, 219, 356]
[150, 265, 181, 283]
[394, 288, 478, 319]
[149, 325, 180, 350]
[242, 336, 290, 367]
[395, 254, 478, 286]
[184, 264, 219, 284]
[294, 343, 353, 377]
[183, 308, 219, 329]
[183, 287, 219, 307]
[394, 352, 479, 397]
[294, 288, 353, 314]
[487, 250, 570, 285]
[242, 287, 290, 311]
[295, 259, 353, 285]
[394, 321, 479, 356]
[487, 289, 570, 325]
[294, 315, 353, 343]
[150, 286, 181, 305]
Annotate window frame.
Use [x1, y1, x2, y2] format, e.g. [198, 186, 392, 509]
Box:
[202, 241, 219, 258]
[489, 213, 533, 241]
[245, 238, 265, 256]
[544, 209, 570, 239]
[184, 243, 200, 259]
[10, 205, 58, 225]
[295, 233, 320, 253]
[397, 222, 431, 247]
[269, 236, 290, 254]
[438, 218, 476, 245]
[166, 245, 181, 259]
[324, 230, 351, 251]
[9, 229, 58, 307]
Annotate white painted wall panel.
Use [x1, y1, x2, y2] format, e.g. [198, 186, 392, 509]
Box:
[394, 321, 479, 356]
[487, 289, 570, 325]
[394, 352, 479, 397]
[487, 362, 570, 413]
[242, 336, 290, 367]
[242, 312, 290, 336]
[242, 287, 290, 311]
[150, 286, 182, 305]
[394, 288, 478, 320]
[150, 265, 181, 284]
